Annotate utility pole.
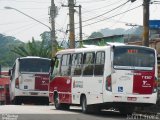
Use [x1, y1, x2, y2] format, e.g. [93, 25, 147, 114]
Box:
[79, 5, 83, 47]
[74, 5, 83, 47]
[68, 0, 75, 49]
[142, 0, 150, 47]
[50, 0, 57, 57]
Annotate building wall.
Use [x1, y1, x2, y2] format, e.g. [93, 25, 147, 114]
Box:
[76, 35, 124, 47]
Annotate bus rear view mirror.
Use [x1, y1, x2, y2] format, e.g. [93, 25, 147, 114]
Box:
[55, 60, 59, 68]
[50, 59, 55, 68]
[8, 69, 12, 76]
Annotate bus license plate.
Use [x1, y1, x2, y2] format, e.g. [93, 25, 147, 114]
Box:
[127, 97, 137, 101]
[30, 92, 38, 95]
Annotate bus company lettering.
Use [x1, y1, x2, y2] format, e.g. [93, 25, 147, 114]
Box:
[125, 73, 141, 76]
[142, 76, 152, 80]
[142, 80, 151, 88]
[142, 76, 152, 88]
[73, 80, 83, 88]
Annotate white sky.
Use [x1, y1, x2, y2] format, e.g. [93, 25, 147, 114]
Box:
[0, 0, 160, 42]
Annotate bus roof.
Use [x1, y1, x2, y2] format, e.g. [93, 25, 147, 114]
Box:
[18, 56, 51, 60]
[57, 44, 155, 55]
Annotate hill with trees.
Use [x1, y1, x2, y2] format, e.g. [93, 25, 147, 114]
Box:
[0, 34, 22, 68]
[0, 27, 143, 69]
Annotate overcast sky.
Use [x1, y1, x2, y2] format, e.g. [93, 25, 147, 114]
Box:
[0, 0, 159, 42]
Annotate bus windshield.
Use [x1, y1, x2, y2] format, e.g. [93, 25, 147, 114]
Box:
[19, 58, 50, 72]
[113, 46, 155, 70]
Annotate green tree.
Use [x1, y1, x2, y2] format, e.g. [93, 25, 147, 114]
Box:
[11, 37, 52, 58]
[0, 33, 22, 67]
[88, 32, 104, 39]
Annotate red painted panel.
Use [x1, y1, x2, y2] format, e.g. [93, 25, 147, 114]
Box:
[49, 76, 72, 104]
[0, 77, 10, 104]
[133, 70, 155, 94]
[35, 74, 49, 91]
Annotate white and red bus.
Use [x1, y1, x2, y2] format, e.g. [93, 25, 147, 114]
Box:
[49, 44, 158, 114]
[9, 56, 51, 105]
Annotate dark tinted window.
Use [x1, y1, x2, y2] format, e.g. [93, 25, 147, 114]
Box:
[19, 58, 50, 72]
[94, 51, 105, 75]
[61, 54, 71, 76]
[83, 52, 95, 76]
[71, 53, 83, 76]
[113, 46, 155, 70]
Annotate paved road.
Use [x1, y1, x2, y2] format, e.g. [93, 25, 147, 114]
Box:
[0, 105, 127, 120]
[1, 105, 160, 120]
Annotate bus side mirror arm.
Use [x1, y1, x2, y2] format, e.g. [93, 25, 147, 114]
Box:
[8, 69, 12, 76]
[50, 57, 57, 75]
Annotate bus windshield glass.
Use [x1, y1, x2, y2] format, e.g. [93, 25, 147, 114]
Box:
[113, 46, 155, 70]
[19, 58, 50, 72]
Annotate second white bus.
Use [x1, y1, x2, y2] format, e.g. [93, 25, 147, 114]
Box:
[49, 44, 158, 114]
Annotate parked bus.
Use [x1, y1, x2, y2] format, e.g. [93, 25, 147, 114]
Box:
[0, 72, 10, 105]
[9, 56, 51, 105]
[49, 44, 158, 114]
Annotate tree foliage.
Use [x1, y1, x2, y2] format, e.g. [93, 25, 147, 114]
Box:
[11, 37, 52, 58]
[88, 32, 104, 39]
[0, 34, 21, 67]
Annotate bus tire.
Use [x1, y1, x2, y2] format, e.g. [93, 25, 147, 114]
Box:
[62, 104, 70, 110]
[119, 107, 134, 115]
[81, 95, 90, 113]
[13, 97, 22, 105]
[54, 93, 62, 110]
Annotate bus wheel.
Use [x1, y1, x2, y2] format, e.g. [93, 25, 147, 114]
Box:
[54, 93, 62, 110]
[13, 97, 22, 105]
[119, 107, 134, 115]
[81, 96, 90, 113]
[62, 104, 70, 110]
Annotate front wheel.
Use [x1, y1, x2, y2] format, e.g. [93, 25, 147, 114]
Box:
[54, 93, 70, 110]
[54, 93, 62, 110]
[81, 96, 90, 113]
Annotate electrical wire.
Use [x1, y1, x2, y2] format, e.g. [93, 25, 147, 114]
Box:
[0, 0, 50, 3]
[77, 0, 109, 4]
[108, 2, 132, 28]
[77, 5, 142, 29]
[82, 0, 130, 23]
[82, 0, 124, 14]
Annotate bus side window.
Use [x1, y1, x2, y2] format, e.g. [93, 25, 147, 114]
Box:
[94, 51, 105, 76]
[60, 54, 71, 76]
[10, 64, 16, 81]
[71, 53, 83, 76]
[52, 55, 61, 77]
[83, 52, 95, 76]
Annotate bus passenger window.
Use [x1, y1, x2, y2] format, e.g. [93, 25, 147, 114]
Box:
[94, 51, 105, 76]
[52, 55, 61, 77]
[83, 52, 95, 76]
[61, 54, 71, 76]
[71, 53, 82, 76]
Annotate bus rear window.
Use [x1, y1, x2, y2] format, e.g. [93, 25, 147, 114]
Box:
[19, 58, 50, 72]
[113, 46, 155, 70]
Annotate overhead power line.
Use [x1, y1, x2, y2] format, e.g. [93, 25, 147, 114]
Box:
[77, 5, 142, 29]
[0, 0, 50, 3]
[82, 0, 123, 14]
[77, 0, 107, 3]
[82, 0, 130, 23]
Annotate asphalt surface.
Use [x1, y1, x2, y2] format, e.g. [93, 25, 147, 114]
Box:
[0, 105, 159, 120]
